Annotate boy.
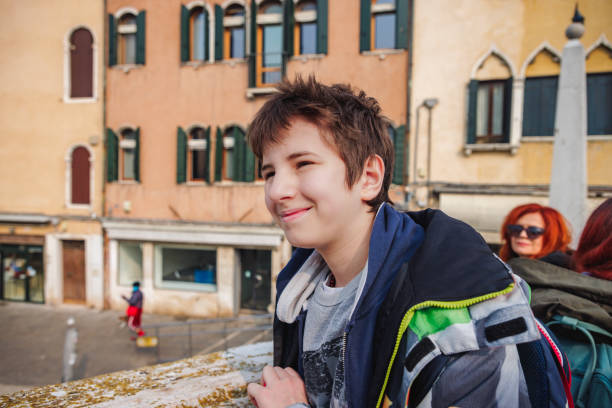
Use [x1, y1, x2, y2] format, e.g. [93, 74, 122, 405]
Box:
[246, 77, 569, 408]
[122, 281, 144, 338]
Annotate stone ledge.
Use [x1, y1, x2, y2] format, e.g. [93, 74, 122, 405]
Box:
[0, 342, 272, 407]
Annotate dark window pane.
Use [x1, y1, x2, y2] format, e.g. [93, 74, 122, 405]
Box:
[239, 249, 271, 311]
[587, 73, 612, 135]
[375, 13, 395, 49]
[231, 27, 245, 58]
[191, 9, 205, 61]
[226, 4, 245, 16]
[71, 147, 90, 204]
[262, 24, 282, 83]
[522, 76, 558, 136]
[298, 1, 317, 11]
[192, 150, 207, 180]
[161, 247, 217, 286]
[70, 28, 93, 97]
[300, 22, 317, 54]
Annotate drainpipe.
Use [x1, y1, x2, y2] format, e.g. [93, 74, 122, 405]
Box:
[404, 0, 415, 204]
[423, 98, 439, 187]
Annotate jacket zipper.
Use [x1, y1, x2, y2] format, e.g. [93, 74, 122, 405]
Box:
[374, 282, 516, 408]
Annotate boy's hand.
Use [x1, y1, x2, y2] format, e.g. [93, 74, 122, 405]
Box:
[247, 366, 308, 408]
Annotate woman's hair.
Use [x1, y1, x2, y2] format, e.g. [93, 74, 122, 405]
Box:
[573, 198, 612, 280]
[499, 203, 572, 261]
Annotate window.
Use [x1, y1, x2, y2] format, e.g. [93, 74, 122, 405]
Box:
[120, 128, 139, 180]
[238, 249, 271, 311]
[388, 124, 406, 185]
[295, 1, 317, 55]
[587, 73, 612, 135]
[154, 244, 217, 291]
[71, 146, 91, 205]
[256, 1, 283, 86]
[466, 74, 512, 145]
[181, 5, 209, 62]
[176, 126, 212, 184]
[214, 126, 254, 182]
[69, 28, 93, 98]
[1, 244, 44, 303]
[108, 10, 146, 66]
[118, 242, 143, 286]
[360, 0, 408, 52]
[522, 76, 558, 137]
[214, 3, 246, 61]
[106, 127, 140, 183]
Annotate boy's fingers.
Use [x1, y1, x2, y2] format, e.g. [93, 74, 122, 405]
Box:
[246, 383, 262, 407]
[273, 366, 287, 378]
[261, 365, 280, 384]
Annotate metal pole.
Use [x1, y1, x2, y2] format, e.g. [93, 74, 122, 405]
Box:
[188, 323, 192, 357]
[62, 317, 78, 383]
[156, 326, 160, 363]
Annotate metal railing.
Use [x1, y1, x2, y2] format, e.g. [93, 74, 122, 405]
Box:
[142, 313, 273, 363]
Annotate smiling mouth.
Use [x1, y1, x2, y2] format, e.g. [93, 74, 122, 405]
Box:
[279, 207, 311, 222]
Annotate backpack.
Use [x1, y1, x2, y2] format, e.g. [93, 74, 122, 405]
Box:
[546, 315, 612, 408]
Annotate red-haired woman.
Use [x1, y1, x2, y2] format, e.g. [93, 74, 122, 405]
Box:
[573, 198, 612, 280]
[500, 203, 572, 267]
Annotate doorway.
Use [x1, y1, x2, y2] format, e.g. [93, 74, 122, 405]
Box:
[62, 240, 86, 303]
[238, 249, 271, 312]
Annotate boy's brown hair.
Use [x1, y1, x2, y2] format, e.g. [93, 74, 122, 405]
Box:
[247, 75, 395, 209]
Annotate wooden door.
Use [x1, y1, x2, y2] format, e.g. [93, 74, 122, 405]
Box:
[63, 240, 86, 303]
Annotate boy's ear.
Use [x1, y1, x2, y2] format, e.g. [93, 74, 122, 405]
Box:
[360, 154, 385, 202]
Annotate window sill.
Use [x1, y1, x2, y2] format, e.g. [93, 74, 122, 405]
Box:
[181, 60, 213, 70]
[361, 49, 405, 60]
[184, 181, 210, 186]
[290, 54, 325, 63]
[522, 135, 612, 142]
[246, 87, 278, 99]
[111, 64, 143, 74]
[220, 58, 247, 67]
[117, 180, 140, 185]
[63, 97, 98, 104]
[463, 143, 518, 156]
[66, 203, 93, 210]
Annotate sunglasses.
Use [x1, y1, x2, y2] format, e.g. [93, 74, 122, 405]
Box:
[507, 224, 545, 240]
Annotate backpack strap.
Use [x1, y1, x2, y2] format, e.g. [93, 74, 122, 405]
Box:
[546, 315, 612, 408]
[536, 320, 574, 408]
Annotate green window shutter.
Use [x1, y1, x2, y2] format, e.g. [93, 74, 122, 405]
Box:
[587, 73, 612, 135]
[359, 0, 371, 52]
[204, 126, 211, 183]
[523, 76, 558, 137]
[136, 11, 146, 65]
[502, 77, 513, 143]
[393, 125, 405, 185]
[214, 5, 223, 61]
[180, 5, 190, 62]
[283, 0, 294, 57]
[108, 14, 117, 66]
[176, 127, 187, 184]
[134, 128, 141, 182]
[395, 0, 409, 50]
[317, 0, 328, 54]
[244, 130, 255, 182]
[106, 128, 118, 182]
[232, 127, 245, 181]
[203, 9, 210, 61]
[214, 127, 223, 181]
[248, 0, 257, 87]
[466, 80, 478, 144]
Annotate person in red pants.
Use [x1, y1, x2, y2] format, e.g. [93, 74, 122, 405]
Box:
[122, 281, 144, 338]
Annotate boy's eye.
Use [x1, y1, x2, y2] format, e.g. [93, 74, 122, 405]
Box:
[296, 161, 313, 168]
[262, 171, 275, 180]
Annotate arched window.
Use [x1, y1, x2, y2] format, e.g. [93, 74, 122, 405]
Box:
[214, 125, 254, 182]
[120, 127, 140, 181]
[181, 5, 209, 62]
[359, 0, 407, 52]
[70, 28, 93, 98]
[586, 45, 612, 135]
[118, 13, 137, 65]
[522, 49, 560, 137]
[71, 147, 91, 205]
[371, 0, 395, 50]
[295, 0, 317, 55]
[257, 1, 283, 86]
[220, 3, 246, 60]
[189, 127, 209, 181]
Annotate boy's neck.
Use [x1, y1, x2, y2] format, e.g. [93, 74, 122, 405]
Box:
[319, 210, 375, 288]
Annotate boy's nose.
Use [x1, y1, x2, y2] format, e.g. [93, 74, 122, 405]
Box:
[267, 172, 296, 202]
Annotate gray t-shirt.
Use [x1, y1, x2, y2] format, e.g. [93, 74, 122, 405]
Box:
[302, 265, 365, 408]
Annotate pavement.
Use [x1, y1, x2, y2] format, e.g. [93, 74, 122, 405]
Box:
[0, 301, 272, 396]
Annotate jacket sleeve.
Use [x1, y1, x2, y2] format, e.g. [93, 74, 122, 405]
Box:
[411, 345, 530, 408]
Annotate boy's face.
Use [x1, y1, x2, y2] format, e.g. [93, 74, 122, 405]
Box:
[261, 118, 367, 250]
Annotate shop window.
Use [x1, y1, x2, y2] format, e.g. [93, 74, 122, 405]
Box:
[154, 244, 217, 291]
[0, 244, 44, 303]
[181, 5, 209, 62]
[360, 0, 408, 52]
[118, 242, 143, 286]
[71, 146, 91, 204]
[239, 249, 271, 311]
[108, 9, 146, 66]
[69, 28, 94, 98]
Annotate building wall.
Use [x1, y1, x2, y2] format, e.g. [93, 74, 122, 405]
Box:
[410, 0, 612, 186]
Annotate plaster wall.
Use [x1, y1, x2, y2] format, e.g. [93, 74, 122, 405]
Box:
[105, 0, 409, 223]
[410, 0, 612, 187]
[0, 0, 105, 217]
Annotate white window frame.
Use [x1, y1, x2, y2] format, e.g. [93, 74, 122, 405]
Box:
[63, 26, 99, 103]
[154, 243, 218, 292]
